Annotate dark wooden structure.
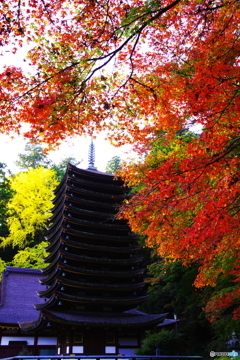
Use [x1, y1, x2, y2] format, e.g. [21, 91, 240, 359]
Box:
[0, 163, 167, 357]
[37, 164, 147, 314]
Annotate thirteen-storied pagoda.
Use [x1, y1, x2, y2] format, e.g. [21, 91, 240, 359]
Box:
[0, 143, 167, 357]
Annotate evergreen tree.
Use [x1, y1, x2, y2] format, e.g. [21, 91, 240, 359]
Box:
[51, 157, 81, 181]
[0, 163, 17, 263]
[139, 259, 211, 356]
[15, 143, 51, 169]
[0, 163, 12, 238]
[16, 142, 81, 181]
[105, 156, 122, 174]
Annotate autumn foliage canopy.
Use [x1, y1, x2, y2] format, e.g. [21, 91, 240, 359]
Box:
[0, 0, 239, 320]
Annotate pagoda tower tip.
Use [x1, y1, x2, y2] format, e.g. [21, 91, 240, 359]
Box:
[88, 138, 97, 170]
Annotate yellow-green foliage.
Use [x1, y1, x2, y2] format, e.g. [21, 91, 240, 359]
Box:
[11, 241, 49, 269]
[0, 259, 6, 279]
[0, 167, 58, 248]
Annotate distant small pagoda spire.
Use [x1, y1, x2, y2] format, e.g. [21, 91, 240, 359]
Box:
[88, 138, 97, 170]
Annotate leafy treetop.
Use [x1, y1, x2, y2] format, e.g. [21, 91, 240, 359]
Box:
[0, 0, 238, 148]
[15, 142, 81, 180]
[0, 167, 58, 248]
[105, 156, 122, 174]
[15, 143, 52, 169]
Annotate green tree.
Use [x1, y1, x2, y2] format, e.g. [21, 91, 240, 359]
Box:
[0, 163, 18, 263]
[139, 259, 211, 356]
[15, 143, 51, 169]
[0, 167, 58, 249]
[16, 142, 81, 181]
[51, 157, 81, 181]
[0, 163, 12, 237]
[135, 329, 184, 356]
[105, 156, 122, 174]
[208, 316, 240, 353]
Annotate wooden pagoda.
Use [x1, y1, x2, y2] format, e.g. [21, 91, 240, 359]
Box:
[18, 150, 166, 355]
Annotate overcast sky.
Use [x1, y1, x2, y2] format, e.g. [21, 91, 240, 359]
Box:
[0, 131, 135, 174]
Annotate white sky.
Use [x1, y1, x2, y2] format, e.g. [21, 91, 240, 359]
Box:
[0, 132, 134, 174]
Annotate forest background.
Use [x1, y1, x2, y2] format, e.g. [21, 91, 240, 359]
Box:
[0, 0, 239, 357]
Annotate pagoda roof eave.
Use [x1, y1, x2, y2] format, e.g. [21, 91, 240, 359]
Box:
[43, 254, 143, 273]
[35, 293, 148, 310]
[58, 204, 117, 221]
[69, 163, 116, 180]
[57, 227, 138, 242]
[65, 183, 127, 201]
[41, 263, 145, 278]
[47, 213, 130, 233]
[65, 193, 119, 210]
[65, 251, 142, 263]
[20, 309, 168, 331]
[44, 238, 141, 262]
[62, 238, 141, 253]
[38, 278, 146, 297]
[39, 267, 60, 284]
[55, 174, 125, 195]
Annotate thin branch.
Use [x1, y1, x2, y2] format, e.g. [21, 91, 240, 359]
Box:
[6, 0, 183, 104]
[87, 0, 182, 63]
[11, 61, 80, 101]
[40, 0, 54, 24]
[130, 77, 157, 101]
[110, 31, 141, 99]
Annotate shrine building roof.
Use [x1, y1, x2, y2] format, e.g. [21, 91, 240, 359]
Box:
[0, 267, 45, 327]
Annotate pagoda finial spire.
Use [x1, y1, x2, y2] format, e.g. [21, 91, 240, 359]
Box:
[88, 138, 97, 170]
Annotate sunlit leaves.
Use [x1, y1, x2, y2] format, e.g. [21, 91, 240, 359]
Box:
[119, 130, 240, 319]
[10, 241, 49, 269]
[0, 167, 58, 248]
[204, 287, 240, 322]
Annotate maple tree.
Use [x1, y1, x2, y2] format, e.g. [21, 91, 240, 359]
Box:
[0, 0, 237, 146]
[0, 0, 239, 319]
[119, 130, 240, 321]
